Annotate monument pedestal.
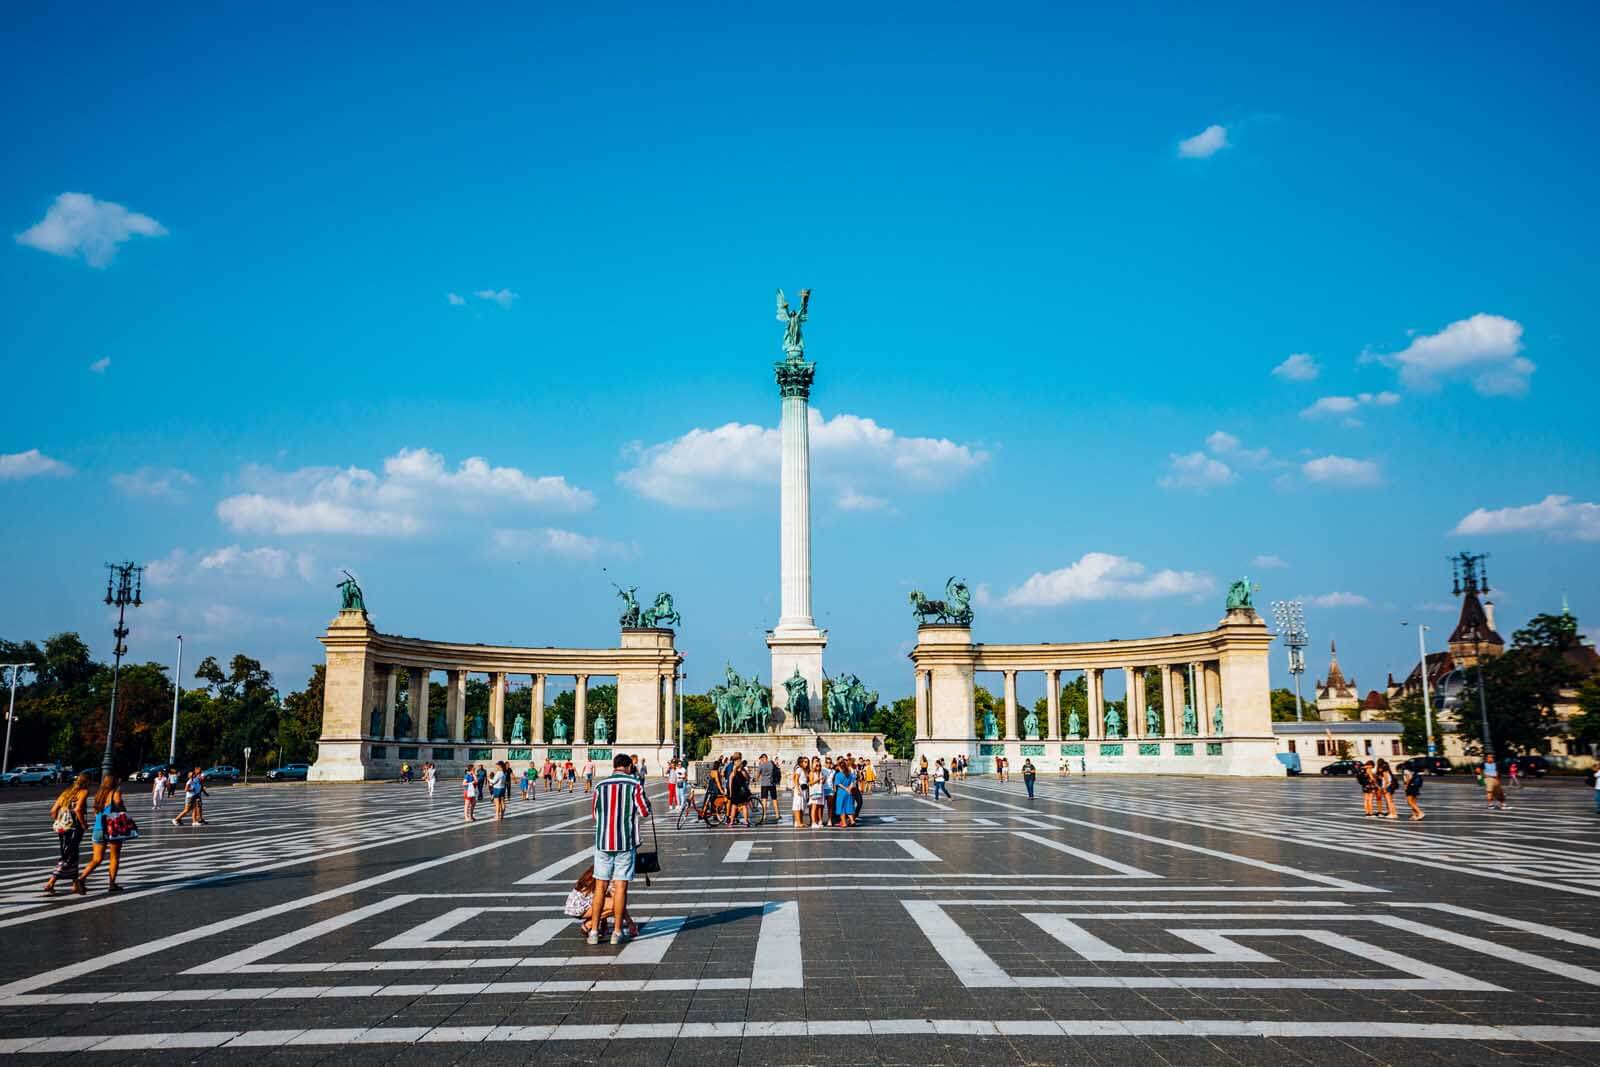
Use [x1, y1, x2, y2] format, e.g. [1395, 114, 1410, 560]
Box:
[766, 626, 827, 729]
[707, 730, 883, 768]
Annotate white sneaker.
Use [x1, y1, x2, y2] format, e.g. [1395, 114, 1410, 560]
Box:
[586, 929, 599, 945]
[610, 932, 624, 945]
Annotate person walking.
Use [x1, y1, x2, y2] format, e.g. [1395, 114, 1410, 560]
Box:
[583, 759, 596, 792]
[565, 760, 577, 792]
[462, 764, 479, 821]
[933, 758, 953, 801]
[1508, 759, 1522, 789]
[44, 774, 90, 895]
[1589, 766, 1599, 815]
[665, 759, 679, 811]
[832, 760, 858, 828]
[423, 761, 437, 799]
[149, 769, 167, 809]
[1022, 758, 1037, 799]
[587, 754, 651, 945]
[474, 762, 489, 807]
[1355, 760, 1376, 816]
[172, 767, 207, 826]
[78, 774, 133, 893]
[542, 759, 556, 794]
[861, 758, 876, 796]
[520, 764, 533, 801]
[1482, 757, 1508, 810]
[1403, 765, 1426, 820]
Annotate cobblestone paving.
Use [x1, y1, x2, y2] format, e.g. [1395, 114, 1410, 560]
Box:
[0, 773, 1597, 1064]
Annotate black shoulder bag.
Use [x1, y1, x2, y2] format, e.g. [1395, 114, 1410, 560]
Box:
[635, 812, 661, 885]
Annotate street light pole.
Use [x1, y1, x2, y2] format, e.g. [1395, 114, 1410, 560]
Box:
[1271, 600, 1309, 722]
[1401, 622, 1435, 756]
[2, 663, 34, 775]
[100, 562, 144, 780]
[168, 635, 183, 767]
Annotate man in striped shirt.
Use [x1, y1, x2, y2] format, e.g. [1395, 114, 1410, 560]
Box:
[587, 753, 652, 945]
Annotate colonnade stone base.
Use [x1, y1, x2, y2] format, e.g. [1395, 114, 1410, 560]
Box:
[707, 730, 884, 768]
[914, 736, 1283, 776]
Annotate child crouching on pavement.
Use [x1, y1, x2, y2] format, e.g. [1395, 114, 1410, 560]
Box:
[563, 867, 639, 939]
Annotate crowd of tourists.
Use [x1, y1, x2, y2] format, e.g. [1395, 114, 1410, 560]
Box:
[678, 752, 887, 827]
[44, 773, 138, 895]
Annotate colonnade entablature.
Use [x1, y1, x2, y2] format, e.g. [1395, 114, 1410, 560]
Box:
[909, 607, 1281, 776]
[311, 608, 682, 782]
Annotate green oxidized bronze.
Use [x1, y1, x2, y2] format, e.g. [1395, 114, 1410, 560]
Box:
[641, 592, 681, 628]
[337, 570, 366, 613]
[774, 287, 816, 398]
[823, 673, 878, 731]
[909, 576, 974, 625]
[710, 664, 772, 733]
[1225, 577, 1259, 611]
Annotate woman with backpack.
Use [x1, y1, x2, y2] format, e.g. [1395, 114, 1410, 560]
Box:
[78, 774, 135, 893]
[462, 764, 479, 821]
[43, 774, 90, 895]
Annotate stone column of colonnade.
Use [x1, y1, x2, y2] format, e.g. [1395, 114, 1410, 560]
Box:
[1205, 661, 1222, 731]
[574, 674, 589, 743]
[661, 671, 674, 745]
[383, 667, 400, 738]
[1045, 670, 1060, 740]
[1086, 668, 1103, 739]
[914, 670, 930, 739]
[1002, 670, 1018, 740]
[490, 672, 506, 743]
[409, 667, 428, 740]
[1118, 667, 1133, 741]
[448, 669, 467, 743]
[532, 673, 546, 743]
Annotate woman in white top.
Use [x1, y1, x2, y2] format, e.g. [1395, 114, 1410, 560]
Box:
[150, 770, 167, 809]
[791, 763, 808, 826]
[423, 762, 436, 798]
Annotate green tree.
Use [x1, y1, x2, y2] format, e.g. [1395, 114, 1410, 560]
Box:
[278, 664, 324, 765]
[1390, 691, 1443, 755]
[868, 696, 916, 758]
[679, 693, 718, 759]
[194, 654, 281, 767]
[1455, 612, 1584, 758]
[1271, 687, 1316, 722]
[1569, 679, 1600, 752]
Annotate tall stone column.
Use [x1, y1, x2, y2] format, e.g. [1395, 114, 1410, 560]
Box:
[1204, 661, 1223, 732]
[1159, 666, 1174, 738]
[383, 667, 400, 739]
[1046, 670, 1060, 741]
[661, 671, 674, 746]
[448, 669, 467, 743]
[531, 674, 546, 745]
[574, 674, 589, 744]
[914, 671, 929, 739]
[410, 668, 428, 741]
[1003, 670, 1018, 740]
[490, 672, 506, 743]
[1116, 667, 1132, 740]
[767, 351, 827, 725]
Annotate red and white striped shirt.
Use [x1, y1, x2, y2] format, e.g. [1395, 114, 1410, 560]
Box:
[591, 772, 651, 851]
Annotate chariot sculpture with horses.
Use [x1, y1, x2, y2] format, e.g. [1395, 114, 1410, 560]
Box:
[909, 576, 974, 625]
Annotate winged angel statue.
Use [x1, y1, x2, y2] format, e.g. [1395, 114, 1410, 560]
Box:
[776, 288, 811, 358]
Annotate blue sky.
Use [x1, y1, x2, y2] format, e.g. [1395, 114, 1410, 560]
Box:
[4, 2, 1597, 705]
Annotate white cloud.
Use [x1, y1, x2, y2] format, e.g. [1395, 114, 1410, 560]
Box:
[1271, 353, 1320, 381]
[1252, 554, 1288, 569]
[1158, 451, 1235, 490]
[89, 356, 111, 374]
[474, 288, 518, 309]
[617, 409, 986, 508]
[1204, 430, 1275, 468]
[217, 448, 592, 537]
[446, 292, 466, 306]
[837, 488, 890, 511]
[1308, 591, 1370, 608]
[1001, 551, 1215, 608]
[490, 527, 629, 560]
[1383, 313, 1533, 395]
[1453, 494, 1600, 542]
[111, 466, 195, 499]
[14, 192, 167, 267]
[1300, 391, 1401, 419]
[1301, 455, 1382, 486]
[1177, 124, 1229, 159]
[146, 544, 315, 585]
[0, 449, 73, 481]
[199, 545, 292, 579]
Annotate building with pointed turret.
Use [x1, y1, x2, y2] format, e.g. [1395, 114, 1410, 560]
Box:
[1313, 641, 1360, 720]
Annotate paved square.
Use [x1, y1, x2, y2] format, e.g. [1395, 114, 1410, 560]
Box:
[1, 774, 1598, 1063]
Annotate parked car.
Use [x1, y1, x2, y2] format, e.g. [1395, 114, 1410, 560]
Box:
[1507, 755, 1550, 778]
[266, 763, 310, 781]
[1396, 756, 1453, 776]
[133, 763, 179, 782]
[202, 765, 241, 782]
[0, 764, 58, 786]
[1319, 759, 1362, 776]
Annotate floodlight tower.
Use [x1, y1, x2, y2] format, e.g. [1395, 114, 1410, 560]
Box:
[1270, 600, 1309, 723]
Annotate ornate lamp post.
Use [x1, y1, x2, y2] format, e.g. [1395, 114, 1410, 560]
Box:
[1270, 600, 1308, 722]
[2, 662, 34, 775]
[1450, 552, 1495, 759]
[100, 562, 144, 779]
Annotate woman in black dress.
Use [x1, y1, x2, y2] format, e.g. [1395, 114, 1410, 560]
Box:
[729, 760, 753, 827]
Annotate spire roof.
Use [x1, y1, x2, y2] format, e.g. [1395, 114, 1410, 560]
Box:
[1448, 589, 1505, 647]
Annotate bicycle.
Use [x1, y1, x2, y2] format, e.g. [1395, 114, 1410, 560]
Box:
[878, 768, 897, 795]
[675, 786, 729, 829]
